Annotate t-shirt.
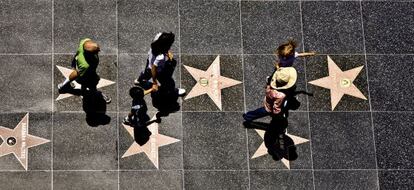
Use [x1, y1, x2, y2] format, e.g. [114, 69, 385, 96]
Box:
[279, 52, 299, 67]
[131, 98, 149, 125]
[147, 49, 167, 70]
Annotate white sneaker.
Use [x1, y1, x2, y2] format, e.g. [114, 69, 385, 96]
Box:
[133, 79, 140, 85]
[178, 88, 186, 96]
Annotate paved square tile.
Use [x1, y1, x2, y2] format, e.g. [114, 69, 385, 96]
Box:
[118, 0, 179, 54]
[120, 171, 183, 190]
[373, 112, 414, 169]
[181, 55, 244, 111]
[241, 1, 302, 54]
[180, 0, 241, 54]
[53, 55, 117, 112]
[379, 170, 414, 190]
[302, 1, 364, 54]
[243, 55, 308, 112]
[119, 112, 182, 170]
[183, 112, 248, 170]
[310, 112, 376, 169]
[314, 170, 378, 190]
[53, 171, 117, 190]
[363, 2, 414, 54]
[367, 55, 414, 111]
[0, 55, 52, 113]
[53, 113, 117, 170]
[250, 170, 314, 190]
[54, 0, 116, 54]
[184, 171, 249, 190]
[0, 0, 51, 53]
[306, 55, 369, 111]
[0, 171, 51, 190]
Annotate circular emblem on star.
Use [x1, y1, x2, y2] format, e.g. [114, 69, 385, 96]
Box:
[340, 78, 351, 88]
[6, 137, 17, 146]
[199, 77, 209, 87]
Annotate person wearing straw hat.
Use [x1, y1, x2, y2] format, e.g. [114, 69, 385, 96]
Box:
[243, 67, 298, 160]
[243, 67, 298, 122]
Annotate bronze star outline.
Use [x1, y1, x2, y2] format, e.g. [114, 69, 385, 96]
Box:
[0, 113, 50, 170]
[308, 56, 367, 110]
[251, 129, 309, 169]
[56, 65, 116, 101]
[183, 55, 242, 110]
[121, 116, 180, 169]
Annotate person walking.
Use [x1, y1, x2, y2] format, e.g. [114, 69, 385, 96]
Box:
[57, 38, 111, 103]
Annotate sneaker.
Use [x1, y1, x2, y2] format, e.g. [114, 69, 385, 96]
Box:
[133, 78, 140, 86]
[122, 116, 132, 125]
[178, 88, 186, 96]
[57, 82, 74, 94]
[102, 93, 111, 104]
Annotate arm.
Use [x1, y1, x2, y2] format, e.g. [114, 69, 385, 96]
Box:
[167, 51, 173, 61]
[296, 51, 316, 57]
[68, 70, 79, 81]
[151, 64, 158, 91]
[143, 87, 154, 95]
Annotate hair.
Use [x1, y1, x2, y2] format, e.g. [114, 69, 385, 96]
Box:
[83, 41, 100, 53]
[276, 39, 297, 59]
[129, 87, 144, 100]
[151, 32, 175, 56]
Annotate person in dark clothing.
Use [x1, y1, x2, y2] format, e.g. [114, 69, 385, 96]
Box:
[136, 32, 184, 123]
[135, 32, 185, 96]
[123, 86, 154, 145]
[123, 86, 153, 127]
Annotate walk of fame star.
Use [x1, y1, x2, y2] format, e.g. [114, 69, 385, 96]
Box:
[0, 113, 50, 170]
[55, 65, 115, 101]
[183, 55, 242, 110]
[308, 56, 367, 110]
[251, 129, 309, 169]
[121, 116, 180, 169]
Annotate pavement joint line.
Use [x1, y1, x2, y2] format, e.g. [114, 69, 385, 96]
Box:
[359, 1, 380, 189]
[238, 1, 251, 189]
[299, 1, 316, 190]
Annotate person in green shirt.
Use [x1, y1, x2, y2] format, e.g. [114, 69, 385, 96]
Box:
[57, 38, 111, 103]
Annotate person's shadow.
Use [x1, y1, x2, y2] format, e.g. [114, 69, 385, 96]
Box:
[131, 120, 159, 146]
[82, 91, 111, 127]
[244, 120, 298, 161]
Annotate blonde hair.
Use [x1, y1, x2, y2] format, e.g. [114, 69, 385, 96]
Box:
[83, 40, 100, 53]
[276, 39, 297, 58]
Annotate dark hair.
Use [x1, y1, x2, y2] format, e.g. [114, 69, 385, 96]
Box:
[276, 38, 297, 58]
[151, 32, 175, 56]
[129, 87, 144, 99]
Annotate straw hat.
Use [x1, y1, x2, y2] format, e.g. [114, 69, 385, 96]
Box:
[270, 67, 297, 90]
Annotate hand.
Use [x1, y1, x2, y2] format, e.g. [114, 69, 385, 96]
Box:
[167, 51, 174, 60]
[310, 51, 317, 56]
[152, 83, 159, 92]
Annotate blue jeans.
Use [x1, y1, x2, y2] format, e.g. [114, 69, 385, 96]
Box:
[243, 107, 270, 122]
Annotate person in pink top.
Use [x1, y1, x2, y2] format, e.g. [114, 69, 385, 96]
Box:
[243, 67, 298, 160]
[243, 67, 298, 122]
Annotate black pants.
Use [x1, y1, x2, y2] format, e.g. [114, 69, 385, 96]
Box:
[264, 116, 288, 157]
